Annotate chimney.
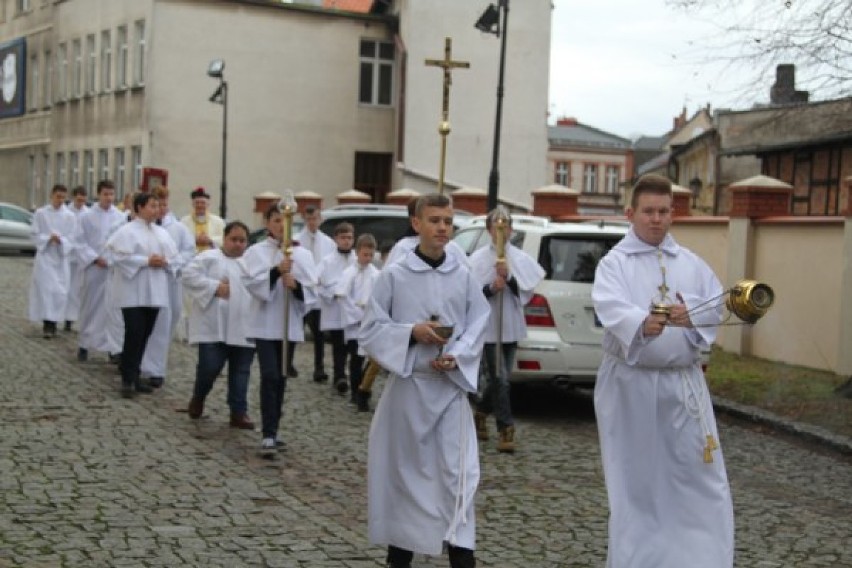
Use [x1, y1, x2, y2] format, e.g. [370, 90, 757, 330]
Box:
[770, 64, 809, 105]
[556, 116, 578, 127]
[672, 106, 687, 132]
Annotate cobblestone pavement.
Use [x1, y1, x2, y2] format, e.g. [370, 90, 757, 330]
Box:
[1, 254, 850, 567]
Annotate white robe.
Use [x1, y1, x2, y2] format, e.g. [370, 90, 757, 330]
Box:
[317, 250, 356, 331]
[360, 249, 490, 555]
[64, 203, 89, 321]
[385, 235, 469, 268]
[591, 228, 733, 568]
[338, 262, 380, 342]
[240, 239, 318, 342]
[28, 204, 77, 323]
[296, 227, 337, 266]
[182, 248, 252, 347]
[180, 213, 225, 250]
[469, 242, 545, 343]
[76, 204, 127, 352]
[141, 213, 196, 378]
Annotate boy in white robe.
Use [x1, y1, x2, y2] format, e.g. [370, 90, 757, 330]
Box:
[469, 208, 545, 453]
[385, 197, 469, 268]
[360, 193, 489, 568]
[592, 174, 733, 568]
[183, 221, 255, 429]
[139, 186, 195, 388]
[241, 204, 318, 456]
[317, 222, 356, 394]
[28, 184, 77, 338]
[75, 180, 125, 361]
[64, 185, 90, 330]
[338, 233, 380, 411]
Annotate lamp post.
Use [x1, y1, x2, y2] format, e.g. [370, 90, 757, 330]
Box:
[689, 176, 703, 209]
[207, 58, 228, 220]
[476, 0, 509, 212]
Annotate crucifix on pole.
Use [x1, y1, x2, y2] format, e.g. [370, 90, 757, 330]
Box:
[425, 37, 470, 194]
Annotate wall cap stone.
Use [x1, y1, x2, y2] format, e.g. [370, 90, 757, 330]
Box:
[337, 189, 371, 199]
[294, 190, 322, 198]
[532, 184, 579, 195]
[452, 186, 487, 196]
[730, 175, 793, 190]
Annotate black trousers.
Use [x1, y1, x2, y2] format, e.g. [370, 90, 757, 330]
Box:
[303, 309, 325, 371]
[256, 339, 286, 439]
[386, 545, 475, 568]
[119, 307, 159, 386]
[329, 329, 347, 380]
[347, 339, 365, 394]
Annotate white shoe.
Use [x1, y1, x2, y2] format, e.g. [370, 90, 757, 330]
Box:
[260, 437, 276, 457]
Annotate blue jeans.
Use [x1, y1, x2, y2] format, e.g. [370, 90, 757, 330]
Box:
[255, 339, 287, 438]
[478, 342, 517, 430]
[192, 343, 255, 415]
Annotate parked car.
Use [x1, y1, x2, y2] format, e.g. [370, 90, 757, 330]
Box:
[0, 202, 36, 254]
[454, 215, 628, 388]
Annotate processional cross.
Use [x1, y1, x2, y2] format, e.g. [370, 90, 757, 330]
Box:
[425, 37, 470, 194]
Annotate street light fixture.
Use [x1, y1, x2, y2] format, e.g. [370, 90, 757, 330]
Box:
[476, 0, 509, 212]
[207, 58, 228, 219]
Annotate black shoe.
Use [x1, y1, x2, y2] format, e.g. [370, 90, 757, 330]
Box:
[357, 393, 371, 413]
[120, 383, 135, 398]
[286, 366, 299, 378]
[134, 381, 153, 394]
[77, 348, 88, 362]
[148, 377, 164, 389]
[334, 377, 349, 395]
[313, 369, 329, 383]
[109, 353, 122, 365]
[64, 321, 73, 332]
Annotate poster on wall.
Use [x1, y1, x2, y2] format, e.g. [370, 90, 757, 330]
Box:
[0, 37, 26, 119]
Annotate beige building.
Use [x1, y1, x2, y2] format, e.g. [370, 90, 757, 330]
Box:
[0, 0, 550, 224]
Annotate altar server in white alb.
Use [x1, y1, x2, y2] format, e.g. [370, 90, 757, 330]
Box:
[592, 173, 732, 568]
[469, 208, 544, 453]
[106, 193, 178, 398]
[63, 185, 90, 330]
[28, 184, 78, 339]
[139, 186, 196, 389]
[183, 221, 256, 430]
[384, 197, 469, 268]
[75, 180, 126, 362]
[360, 193, 489, 568]
[241, 203, 318, 456]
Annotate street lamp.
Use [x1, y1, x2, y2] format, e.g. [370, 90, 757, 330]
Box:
[207, 58, 228, 219]
[475, 0, 509, 211]
[689, 176, 703, 209]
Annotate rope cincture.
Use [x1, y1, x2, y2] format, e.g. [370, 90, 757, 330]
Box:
[680, 368, 719, 463]
[447, 390, 470, 546]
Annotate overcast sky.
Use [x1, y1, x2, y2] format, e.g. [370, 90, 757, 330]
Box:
[548, 0, 755, 140]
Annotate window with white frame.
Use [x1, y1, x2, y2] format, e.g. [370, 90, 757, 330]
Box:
[555, 161, 570, 186]
[583, 164, 598, 193]
[43, 49, 52, 107]
[605, 165, 620, 194]
[98, 148, 109, 181]
[56, 152, 65, 185]
[69, 151, 79, 187]
[116, 25, 128, 88]
[100, 30, 111, 91]
[84, 150, 94, 192]
[57, 43, 67, 101]
[358, 39, 394, 106]
[72, 38, 82, 98]
[29, 54, 39, 110]
[114, 147, 125, 196]
[131, 146, 142, 190]
[133, 20, 145, 85]
[85, 34, 96, 94]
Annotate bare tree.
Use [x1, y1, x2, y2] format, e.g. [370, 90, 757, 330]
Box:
[667, 0, 852, 102]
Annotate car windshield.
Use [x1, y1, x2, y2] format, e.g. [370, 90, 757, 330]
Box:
[320, 216, 412, 246]
[538, 235, 621, 283]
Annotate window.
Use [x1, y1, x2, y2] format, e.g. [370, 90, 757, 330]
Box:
[555, 161, 570, 186]
[42, 153, 51, 203]
[116, 25, 128, 88]
[28, 155, 36, 207]
[55, 152, 65, 185]
[29, 54, 39, 110]
[131, 145, 142, 190]
[72, 38, 82, 98]
[605, 165, 620, 194]
[358, 39, 394, 106]
[583, 164, 598, 193]
[43, 49, 52, 107]
[539, 236, 620, 283]
[98, 148, 109, 181]
[16, 0, 31, 14]
[84, 150, 94, 192]
[57, 43, 67, 101]
[100, 30, 111, 91]
[69, 151, 79, 187]
[85, 34, 96, 93]
[114, 147, 125, 197]
[133, 20, 145, 85]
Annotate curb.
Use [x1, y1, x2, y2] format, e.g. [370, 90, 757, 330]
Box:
[712, 396, 852, 457]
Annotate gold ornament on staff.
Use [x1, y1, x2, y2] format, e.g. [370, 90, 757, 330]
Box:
[278, 191, 296, 379]
[492, 207, 510, 376]
[425, 37, 470, 195]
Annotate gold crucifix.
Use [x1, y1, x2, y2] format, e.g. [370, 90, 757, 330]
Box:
[425, 37, 470, 194]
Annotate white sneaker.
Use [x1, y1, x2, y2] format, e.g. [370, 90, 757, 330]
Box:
[260, 437, 276, 457]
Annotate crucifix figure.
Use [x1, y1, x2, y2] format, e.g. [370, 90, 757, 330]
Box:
[425, 37, 470, 194]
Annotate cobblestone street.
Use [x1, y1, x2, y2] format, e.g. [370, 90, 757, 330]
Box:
[1, 254, 850, 567]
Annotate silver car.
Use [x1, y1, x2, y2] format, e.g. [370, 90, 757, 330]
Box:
[0, 202, 35, 254]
